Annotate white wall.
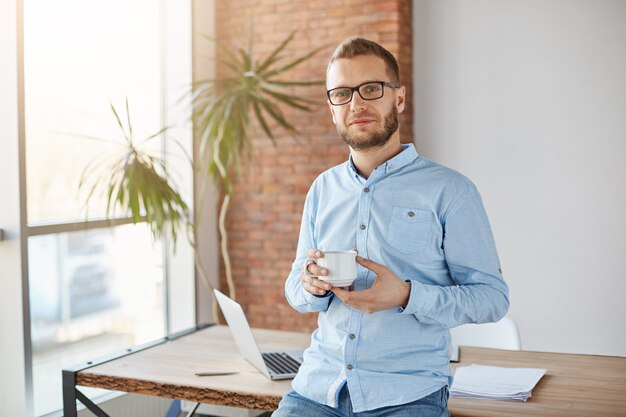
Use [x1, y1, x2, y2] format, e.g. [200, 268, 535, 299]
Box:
[413, 0, 626, 356]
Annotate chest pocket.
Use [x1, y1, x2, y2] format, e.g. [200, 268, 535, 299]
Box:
[386, 206, 435, 254]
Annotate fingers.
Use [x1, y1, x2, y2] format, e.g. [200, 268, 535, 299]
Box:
[303, 248, 328, 278]
[302, 260, 329, 278]
[356, 255, 384, 273]
[332, 286, 359, 310]
[300, 274, 332, 296]
[330, 283, 354, 292]
[306, 248, 324, 259]
[301, 250, 329, 296]
[332, 286, 347, 298]
[332, 287, 378, 314]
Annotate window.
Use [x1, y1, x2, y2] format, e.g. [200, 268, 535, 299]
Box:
[22, 0, 194, 415]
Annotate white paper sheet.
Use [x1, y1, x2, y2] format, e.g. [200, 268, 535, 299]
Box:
[450, 364, 547, 401]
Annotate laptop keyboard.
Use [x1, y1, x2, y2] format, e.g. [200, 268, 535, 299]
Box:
[262, 352, 301, 375]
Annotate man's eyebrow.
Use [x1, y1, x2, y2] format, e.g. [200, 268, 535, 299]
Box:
[328, 80, 386, 89]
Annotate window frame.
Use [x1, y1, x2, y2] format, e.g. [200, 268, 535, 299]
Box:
[1, 0, 208, 415]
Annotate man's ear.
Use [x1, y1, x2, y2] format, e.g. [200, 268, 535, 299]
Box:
[396, 86, 406, 114]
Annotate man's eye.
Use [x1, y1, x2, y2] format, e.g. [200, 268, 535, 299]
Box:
[334, 90, 350, 97]
[365, 85, 381, 93]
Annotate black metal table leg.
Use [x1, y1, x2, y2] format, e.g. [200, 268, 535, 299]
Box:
[75, 389, 111, 417]
[62, 369, 78, 417]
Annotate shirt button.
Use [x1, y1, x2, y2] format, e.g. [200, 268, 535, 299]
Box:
[346, 364, 353, 370]
[349, 333, 356, 340]
[408, 211, 415, 217]
[388, 165, 393, 170]
[364, 187, 370, 193]
[359, 224, 366, 230]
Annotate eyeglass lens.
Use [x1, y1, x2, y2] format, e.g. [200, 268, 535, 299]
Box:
[329, 82, 384, 105]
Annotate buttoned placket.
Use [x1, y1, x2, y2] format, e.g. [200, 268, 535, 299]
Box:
[343, 167, 388, 410]
[341, 148, 416, 410]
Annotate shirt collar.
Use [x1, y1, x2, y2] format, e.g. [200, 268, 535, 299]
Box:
[348, 143, 419, 178]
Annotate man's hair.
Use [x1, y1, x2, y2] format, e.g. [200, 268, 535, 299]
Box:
[326, 37, 400, 83]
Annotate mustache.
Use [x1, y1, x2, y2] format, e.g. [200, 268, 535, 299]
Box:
[348, 113, 378, 123]
[338, 106, 398, 151]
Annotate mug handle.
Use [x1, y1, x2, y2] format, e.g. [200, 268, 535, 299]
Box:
[303, 258, 319, 278]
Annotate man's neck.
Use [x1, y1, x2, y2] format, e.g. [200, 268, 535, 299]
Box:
[350, 135, 404, 179]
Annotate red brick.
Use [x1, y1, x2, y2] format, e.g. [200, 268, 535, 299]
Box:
[216, 0, 412, 331]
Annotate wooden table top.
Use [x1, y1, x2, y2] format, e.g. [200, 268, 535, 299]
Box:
[448, 345, 626, 417]
[76, 325, 626, 415]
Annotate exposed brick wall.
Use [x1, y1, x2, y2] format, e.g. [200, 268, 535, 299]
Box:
[214, 0, 413, 332]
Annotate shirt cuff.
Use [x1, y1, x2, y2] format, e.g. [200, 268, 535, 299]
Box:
[397, 280, 428, 315]
[304, 288, 333, 307]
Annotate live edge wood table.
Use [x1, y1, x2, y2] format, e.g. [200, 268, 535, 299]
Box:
[63, 324, 626, 417]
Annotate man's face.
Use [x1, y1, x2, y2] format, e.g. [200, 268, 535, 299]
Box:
[326, 54, 405, 151]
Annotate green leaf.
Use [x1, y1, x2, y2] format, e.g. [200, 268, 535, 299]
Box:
[203, 34, 245, 74]
[125, 97, 133, 140]
[252, 99, 275, 143]
[238, 48, 252, 72]
[264, 44, 328, 78]
[254, 92, 297, 134]
[141, 125, 168, 143]
[167, 136, 193, 168]
[249, 97, 267, 130]
[194, 91, 231, 127]
[216, 57, 243, 76]
[260, 87, 314, 111]
[79, 100, 192, 247]
[255, 30, 295, 74]
[110, 102, 130, 144]
[189, 30, 322, 197]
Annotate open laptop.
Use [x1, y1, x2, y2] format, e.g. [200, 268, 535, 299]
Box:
[213, 289, 304, 380]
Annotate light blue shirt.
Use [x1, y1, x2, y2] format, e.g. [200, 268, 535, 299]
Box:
[284, 144, 509, 412]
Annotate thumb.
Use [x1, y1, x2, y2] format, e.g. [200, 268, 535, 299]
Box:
[356, 256, 385, 274]
[332, 286, 348, 300]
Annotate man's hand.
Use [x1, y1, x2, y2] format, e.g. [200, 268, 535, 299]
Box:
[300, 249, 332, 296]
[332, 256, 411, 314]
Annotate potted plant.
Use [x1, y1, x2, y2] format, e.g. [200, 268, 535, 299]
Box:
[191, 31, 324, 300]
[80, 30, 324, 307]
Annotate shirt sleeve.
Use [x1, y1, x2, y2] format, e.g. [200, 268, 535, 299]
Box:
[284, 186, 334, 313]
[399, 181, 510, 328]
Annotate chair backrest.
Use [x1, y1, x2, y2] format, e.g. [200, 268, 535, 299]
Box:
[450, 316, 522, 350]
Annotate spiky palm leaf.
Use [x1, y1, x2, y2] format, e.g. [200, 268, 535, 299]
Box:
[79, 99, 190, 246]
[190, 30, 324, 301]
[192, 30, 325, 193]
[79, 31, 323, 304]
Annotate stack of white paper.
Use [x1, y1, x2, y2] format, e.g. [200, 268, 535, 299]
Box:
[450, 364, 546, 401]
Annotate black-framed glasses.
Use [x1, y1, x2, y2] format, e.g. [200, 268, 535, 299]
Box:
[327, 81, 400, 106]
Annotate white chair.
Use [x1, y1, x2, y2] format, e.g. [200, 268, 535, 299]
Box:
[451, 316, 521, 350]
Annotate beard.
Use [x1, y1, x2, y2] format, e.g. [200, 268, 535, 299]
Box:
[338, 105, 399, 151]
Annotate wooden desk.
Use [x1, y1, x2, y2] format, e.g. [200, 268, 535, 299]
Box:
[449, 346, 626, 417]
[64, 325, 626, 416]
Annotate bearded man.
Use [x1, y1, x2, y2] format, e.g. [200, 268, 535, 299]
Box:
[276, 37, 510, 417]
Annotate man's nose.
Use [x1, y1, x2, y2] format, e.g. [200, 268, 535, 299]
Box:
[350, 91, 367, 111]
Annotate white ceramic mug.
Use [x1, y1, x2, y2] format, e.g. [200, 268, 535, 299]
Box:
[304, 250, 358, 287]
